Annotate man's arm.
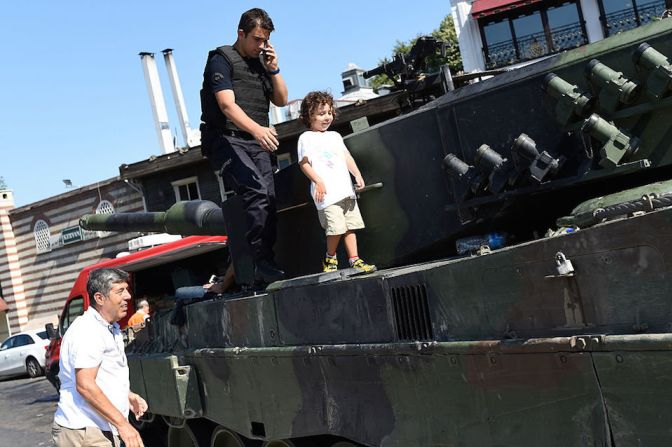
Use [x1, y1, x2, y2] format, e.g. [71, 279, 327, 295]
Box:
[75, 367, 144, 447]
[261, 43, 288, 107]
[269, 73, 288, 107]
[215, 90, 280, 152]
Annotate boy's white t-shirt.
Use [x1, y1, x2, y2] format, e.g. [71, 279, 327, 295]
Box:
[297, 130, 356, 210]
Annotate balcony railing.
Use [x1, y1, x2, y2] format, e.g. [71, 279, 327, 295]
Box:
[484, 22, 588, 69]
[604, 0, 666, 36]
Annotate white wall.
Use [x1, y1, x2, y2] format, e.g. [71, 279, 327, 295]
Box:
[580, 0, 606, 42]
[451, 0, 486, 72]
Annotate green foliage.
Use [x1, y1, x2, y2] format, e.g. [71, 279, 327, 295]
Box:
[370, 14, 463, 91]
[0, 176, 6, 190]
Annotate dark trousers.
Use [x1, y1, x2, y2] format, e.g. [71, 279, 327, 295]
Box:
[202, 130, 277, 261]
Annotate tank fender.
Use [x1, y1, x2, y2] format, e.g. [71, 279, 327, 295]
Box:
[128, 354, 203, 419]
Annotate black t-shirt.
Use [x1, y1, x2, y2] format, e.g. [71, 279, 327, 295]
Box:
[205, 53, 234, 93]
[201, 53, 234, 125]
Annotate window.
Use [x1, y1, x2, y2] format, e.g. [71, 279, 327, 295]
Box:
[480, 1, 588, 69]
[171, 177, 201, 202]
[512, 12, 547, 60]
[61, 296, 84, 335]
[598, 0, 667, 36]
[34, 219, 51, 254]
[96, 200, 115, 215]
[216, 173, 234, 202]
[547, 2, 584, 52]
[14, 334, 33, 347]
[35, 331, 48, 340]
[94, 200, 115, 238]
[0, 337, 14, 350]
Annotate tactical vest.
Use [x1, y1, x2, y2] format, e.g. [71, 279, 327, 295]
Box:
[200, 45, 271, 131]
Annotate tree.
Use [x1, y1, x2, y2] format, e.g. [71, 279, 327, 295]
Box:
[0, 177, 6, 190]
[370, 14, 463, 91]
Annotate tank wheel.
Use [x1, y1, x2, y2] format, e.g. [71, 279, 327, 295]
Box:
[26, 357, 43, 378]
[210, 426, 246, 447]
[167, 419, 212, 447]
[261, 441, 296, 447]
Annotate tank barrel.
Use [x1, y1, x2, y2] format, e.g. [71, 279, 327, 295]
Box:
[80, 212, 165, 233]
[80, 200, 227, 236]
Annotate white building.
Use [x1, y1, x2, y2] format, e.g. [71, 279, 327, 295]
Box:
[450, 0, 669, 73]
[271, 63, 379, 125]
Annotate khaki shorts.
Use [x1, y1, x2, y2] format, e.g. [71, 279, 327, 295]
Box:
[318, 197, 365, 236]
[52, 422, 120, 447]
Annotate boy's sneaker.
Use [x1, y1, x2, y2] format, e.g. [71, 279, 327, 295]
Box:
[350, 258, 376, 273]
[323, 256, 338, 272]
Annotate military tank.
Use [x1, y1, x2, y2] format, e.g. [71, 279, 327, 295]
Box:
[81, 19, 672, 447]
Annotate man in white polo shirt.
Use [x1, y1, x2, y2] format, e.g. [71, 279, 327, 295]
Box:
[53, 268, 148, 447]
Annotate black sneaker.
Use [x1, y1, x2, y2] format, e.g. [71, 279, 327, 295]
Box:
[255, 258, 285, 283]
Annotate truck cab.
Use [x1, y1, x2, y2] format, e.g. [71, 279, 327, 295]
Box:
[44, 235, 228, 391]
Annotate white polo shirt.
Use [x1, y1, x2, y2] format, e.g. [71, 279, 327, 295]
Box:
[54, 307, 130, 434]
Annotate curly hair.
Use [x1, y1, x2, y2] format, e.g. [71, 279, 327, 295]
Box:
[299, 91, 339, 127]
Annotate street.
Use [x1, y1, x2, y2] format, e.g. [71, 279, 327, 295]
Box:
[0, 375, 57, 447]
[0, 375, 166, 447]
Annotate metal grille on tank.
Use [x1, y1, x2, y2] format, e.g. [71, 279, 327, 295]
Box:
[390, 284, 434, 341]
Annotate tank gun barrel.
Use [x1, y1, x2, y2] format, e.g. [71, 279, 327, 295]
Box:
[80, 200, 227, 236]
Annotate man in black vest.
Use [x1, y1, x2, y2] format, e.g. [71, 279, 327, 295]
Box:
[200, 8, 288, 284]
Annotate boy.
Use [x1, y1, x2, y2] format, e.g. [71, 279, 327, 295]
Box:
[297, 91, 376, 273]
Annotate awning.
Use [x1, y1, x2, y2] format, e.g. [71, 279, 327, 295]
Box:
[471, 0, 543, 19]
[0, 298, 7, 312]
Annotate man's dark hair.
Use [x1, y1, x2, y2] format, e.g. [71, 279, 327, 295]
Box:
[238, 8, 275, 34]
[299, 91, 339, 127]
[87, 268, 130, 302]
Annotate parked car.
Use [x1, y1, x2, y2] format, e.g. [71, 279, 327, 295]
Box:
[0, 330, 50, 379]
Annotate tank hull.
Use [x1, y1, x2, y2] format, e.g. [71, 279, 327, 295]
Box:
[114, 19, 672, 446]
[130, 201, 672, 445]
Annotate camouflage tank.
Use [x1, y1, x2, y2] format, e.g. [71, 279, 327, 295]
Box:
[81, 19, 672, 447]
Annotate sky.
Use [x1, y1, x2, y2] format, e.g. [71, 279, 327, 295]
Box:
[1, 1, 453, 207]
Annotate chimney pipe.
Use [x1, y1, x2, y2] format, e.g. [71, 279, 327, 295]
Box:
[162, 49, 201, 148]
[139, 52, 175, 154]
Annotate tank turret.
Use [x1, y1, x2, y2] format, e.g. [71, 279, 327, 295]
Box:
[80, 200, 227, 236]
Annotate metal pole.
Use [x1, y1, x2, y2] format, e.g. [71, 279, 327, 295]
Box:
[139, 52, 175, 154]
[162, 49, 200, 148]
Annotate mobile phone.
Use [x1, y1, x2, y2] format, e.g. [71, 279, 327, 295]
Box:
[259, 42, 269, 65]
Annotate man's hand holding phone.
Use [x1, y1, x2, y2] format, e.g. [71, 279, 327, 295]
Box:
[260, 42, 279, 72]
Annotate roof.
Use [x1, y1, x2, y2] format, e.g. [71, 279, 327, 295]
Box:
[68, 234, 227, 300]
[9, 176, 123, 214]
[471, 0, 543, 19]
[338, 89, 380, 102]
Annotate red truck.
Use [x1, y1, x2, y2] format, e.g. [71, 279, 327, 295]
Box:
[44, 235, 228, 391]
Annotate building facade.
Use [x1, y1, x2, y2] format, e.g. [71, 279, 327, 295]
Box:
[451, 0, 669, 72]
[0, 178, 143, 336]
